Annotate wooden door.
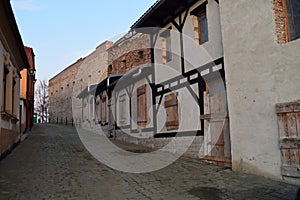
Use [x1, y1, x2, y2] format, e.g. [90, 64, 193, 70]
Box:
[202, 78, 231, 165]
[276, 101, 300, 178]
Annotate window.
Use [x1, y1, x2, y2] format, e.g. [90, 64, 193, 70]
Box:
[138, 50, 144, 59]
[12, 79, 16, 116]
[191, 2, 208, 45]
[119, 94, 127, 125]
[274, 0, 300, 43]
[108, 65, 112, 75]
[137, 84, 148, 128]
[2, 64, 9, 111]
[164, 93, 179, 131]
[160, 28, 172, 64]
[285, 0, 300, 41]
[101, 95, 107, 124]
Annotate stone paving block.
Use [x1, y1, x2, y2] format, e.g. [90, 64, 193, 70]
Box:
[0, 124, 298, 200]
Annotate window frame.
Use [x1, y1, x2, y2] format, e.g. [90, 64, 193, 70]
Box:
[2, 63, 9, 112]
[285, 0, 300, 42]
[191, 1, 208, 45]
[12, 78, 16, 116]
[196, 9, 209, 45]
[160, 28, 172, 64]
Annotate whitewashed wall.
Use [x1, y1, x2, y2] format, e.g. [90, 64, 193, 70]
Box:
[220, 0, 300, 184]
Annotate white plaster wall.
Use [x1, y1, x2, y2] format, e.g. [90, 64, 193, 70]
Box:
[152, 0, 223, 135]
[184, 0, 223, 72]
[220, 0, 300, 183]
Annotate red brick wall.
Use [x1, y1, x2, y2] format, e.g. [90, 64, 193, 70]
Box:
[107, 33, 151, 75]
[273, 0, 288, 44]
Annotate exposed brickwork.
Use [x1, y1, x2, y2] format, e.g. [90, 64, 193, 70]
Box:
[273, 0, 288, 44]
[107, 33, 151, 75]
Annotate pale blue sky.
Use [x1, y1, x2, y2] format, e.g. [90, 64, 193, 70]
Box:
[11, 0, 157, 81]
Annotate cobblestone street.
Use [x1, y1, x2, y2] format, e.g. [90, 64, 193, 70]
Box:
[0, 124, 298, 200]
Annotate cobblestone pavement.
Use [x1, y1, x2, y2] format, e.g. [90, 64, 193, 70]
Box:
[0, 124, 299, 200]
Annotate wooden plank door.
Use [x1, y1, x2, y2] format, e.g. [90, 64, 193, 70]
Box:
[202, 78, 231, 165]
[276, 101, 300, 178]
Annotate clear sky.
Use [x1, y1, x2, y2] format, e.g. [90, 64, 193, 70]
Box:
[11, 0, 157, 81]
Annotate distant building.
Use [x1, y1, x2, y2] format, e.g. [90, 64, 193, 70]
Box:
[49, 58, 83, 125]
[0, 0, 30, 158]
[73, 41, 113, 128]
[49, 41, 113, 126]
[95, 32, 151, 135]
[20, 46, 35, 139]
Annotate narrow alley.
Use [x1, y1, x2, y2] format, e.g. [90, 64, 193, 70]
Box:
[0, 124, 298, 200]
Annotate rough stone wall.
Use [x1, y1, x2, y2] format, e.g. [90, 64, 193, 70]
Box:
[107, 33, 151, 75]
[49, 41, 113, 126]
[48, 58, 83, 125]
[72, 41, 113, 126]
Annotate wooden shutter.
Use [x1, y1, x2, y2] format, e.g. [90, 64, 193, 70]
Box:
[285, 0, 300, 41]
[119, 94, 126, 125]
[276, 101, 300, 178]
[164, 93, 179, 130]
[137, 84, 147, 128]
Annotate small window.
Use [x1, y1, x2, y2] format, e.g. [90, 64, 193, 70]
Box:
[138, 50, 144, 59]
[160, 28, 172, 64]
[164, 93, 179, 131]
[2, 63, 9, 111]
[137, 84, 148, 128]
[121, 60, 126, 70]
[285, 0, 300, 41]
[108, 65, 112, 74]
[12, 79, 16, 115]
[191, 2, 208, 45]
[274, 0, 300, 43]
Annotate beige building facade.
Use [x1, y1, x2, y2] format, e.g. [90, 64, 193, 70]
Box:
[0, 0, 30, 158]
[220, 0, 300, 184]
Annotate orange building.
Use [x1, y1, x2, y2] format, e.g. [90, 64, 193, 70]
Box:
[20, 46, 35, 137]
